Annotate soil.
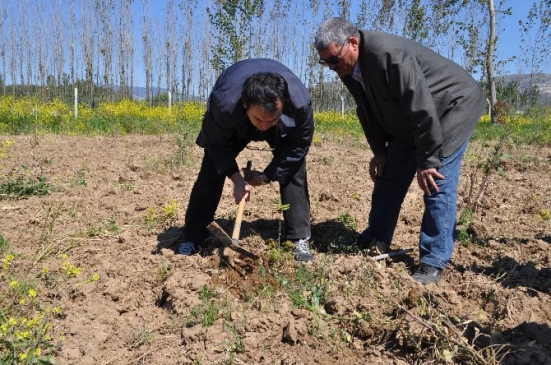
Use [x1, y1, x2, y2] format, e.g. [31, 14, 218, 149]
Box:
[1, 134, 550, 365]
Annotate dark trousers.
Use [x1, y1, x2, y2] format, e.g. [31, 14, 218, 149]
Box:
[183, 151, 311, 246]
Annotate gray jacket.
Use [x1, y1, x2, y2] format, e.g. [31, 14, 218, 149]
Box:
[342, 30, 486, 168]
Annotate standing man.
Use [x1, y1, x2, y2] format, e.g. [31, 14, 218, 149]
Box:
[314, 17, 486, 283]
[179, 58, 315, 262]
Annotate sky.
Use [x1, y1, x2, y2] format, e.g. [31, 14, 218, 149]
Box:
[0, 0, 547, 92]
[494, 1, 536, 75]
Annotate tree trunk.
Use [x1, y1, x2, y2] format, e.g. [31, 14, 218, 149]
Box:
[486, 0, 498, 124]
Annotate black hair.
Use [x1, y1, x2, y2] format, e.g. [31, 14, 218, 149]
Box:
[241, 72, 290, 113]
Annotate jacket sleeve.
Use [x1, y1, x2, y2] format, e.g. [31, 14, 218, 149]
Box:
[198, 96, 241, 178]
[356, 105, 388, 157]
[263, 103, 314, 184]
[343, 76, 389, 157]
[387, 52, 444, 168]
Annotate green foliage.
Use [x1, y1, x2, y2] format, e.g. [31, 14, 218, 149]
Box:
[0, 97, 204, 136]
[155, 260, 170, 283]
[313, 110, 365, 138]
[1, 97, 550, 149]
[457, 208, 475, 243]
[142, 199, 180, 230]
[0, 177, 51, 200]
[186, 285, 220, 328]
[282, 265, 331, 311]
[0, 238, 80, 364]
[207, 0, 265, 72]
[222, 322, 244, 355]
[0, 234, 8, 253]
[337, 211, 357, 231]
[404, 0, 429, 42]
[267, 239, 294, 267]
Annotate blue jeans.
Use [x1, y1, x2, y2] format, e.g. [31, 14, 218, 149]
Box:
[359, 137, 470, 269]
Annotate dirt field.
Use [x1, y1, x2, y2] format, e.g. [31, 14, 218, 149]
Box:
[1, 134, 550, 364]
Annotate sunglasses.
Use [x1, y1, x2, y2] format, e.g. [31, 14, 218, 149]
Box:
[318, 40, 349, 65]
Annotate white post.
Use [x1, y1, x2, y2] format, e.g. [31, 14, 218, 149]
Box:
[74, 88, 78, 118]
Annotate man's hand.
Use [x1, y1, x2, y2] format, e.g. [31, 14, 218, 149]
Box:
[243, 168, 268, 187]
[369, 154, 386, 182]
[230, 172, 251, 204]
[416, 167, 445, 196]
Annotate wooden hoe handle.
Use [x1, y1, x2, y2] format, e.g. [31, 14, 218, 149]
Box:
[232, 160, 252, 240]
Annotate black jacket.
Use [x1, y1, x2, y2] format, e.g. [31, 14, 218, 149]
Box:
[196, 58, 314, 183]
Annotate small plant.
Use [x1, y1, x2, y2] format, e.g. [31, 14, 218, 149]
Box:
[464, 132, 511, 213]
[271, 199, 290, 214]
[536, 209, 550, 221]
[222, 322, 244, 355]
[0, 234, 8, 253]
[60, 254, 82, 278]
[338, 211, 357, 230]
[126, 321, 156, 350]
[267, 239, 293, 267]
[86, 226, 101, 237]
[160, 199, 179, 223]
[186, 285, 220, 328]
[1, 237, 58, 364]
[107, 218, 120, 234]
[0, 176, 51, 200]
[283, 265, 331, 312]
[73, 169, 87, 186]
[0, 139, 15, 174]
[143, 207, 157, 229]
[143, 200, 180, 229]
[457, 208, 475, 243]
[155, 259, 170, 283]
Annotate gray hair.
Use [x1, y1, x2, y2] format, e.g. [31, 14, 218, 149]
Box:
[314, 17, 360, 51]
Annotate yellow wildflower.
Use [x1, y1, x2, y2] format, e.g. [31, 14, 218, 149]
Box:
[15, 330, 30, 340]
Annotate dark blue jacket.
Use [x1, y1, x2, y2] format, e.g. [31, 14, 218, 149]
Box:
[196, 58, 314, 183]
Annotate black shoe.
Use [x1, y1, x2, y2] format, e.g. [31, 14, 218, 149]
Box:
[412, 263, 443, 284]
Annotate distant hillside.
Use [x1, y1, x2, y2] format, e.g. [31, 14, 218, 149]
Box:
[132, 86, 167, 100]
[496, 73, 551, 105]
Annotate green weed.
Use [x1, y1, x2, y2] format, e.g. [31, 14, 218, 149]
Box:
[337, 211, 357, 231]
[0, 176, 51, 200]
[155, 259, 170, 283]
[0, 237, 70, 364]
[186, 285, 220, 328]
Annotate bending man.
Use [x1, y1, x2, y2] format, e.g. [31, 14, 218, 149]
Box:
[179, 58, 315, 262]
[314, 18, 486, 283]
